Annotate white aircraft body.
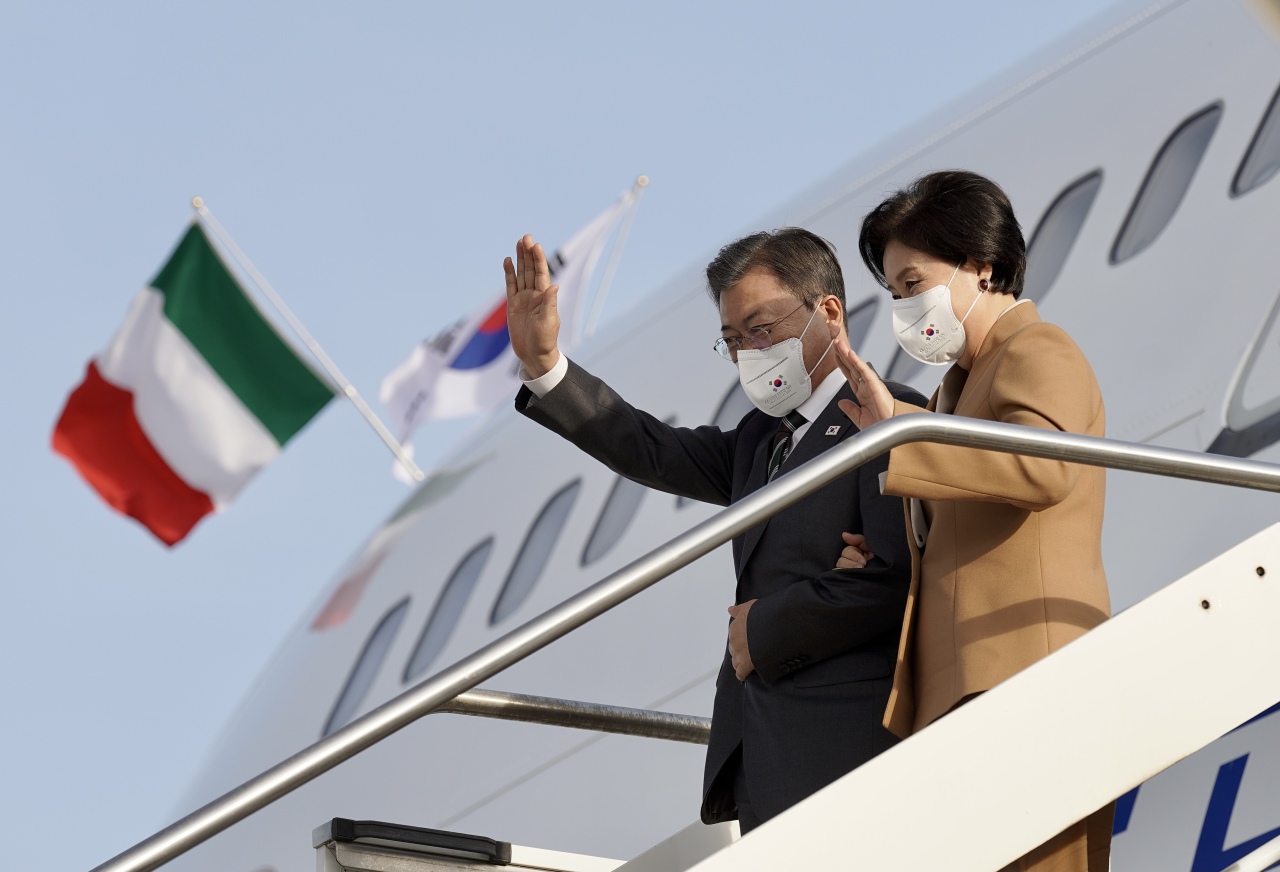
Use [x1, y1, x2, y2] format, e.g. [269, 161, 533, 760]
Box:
[163, 0, 1280, 869]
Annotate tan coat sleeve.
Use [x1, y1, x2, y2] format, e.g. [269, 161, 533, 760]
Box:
[882, 323, 1102, 511]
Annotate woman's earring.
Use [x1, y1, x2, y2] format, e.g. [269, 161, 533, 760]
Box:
[978, 278, 990, 291]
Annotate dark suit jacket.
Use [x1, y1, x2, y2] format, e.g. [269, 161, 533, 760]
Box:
[516, 360, 921, 824]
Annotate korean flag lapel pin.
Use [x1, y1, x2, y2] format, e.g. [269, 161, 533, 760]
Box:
[825, 425, 841, 436]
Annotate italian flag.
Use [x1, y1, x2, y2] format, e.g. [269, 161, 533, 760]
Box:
[53, 224, 335, 545]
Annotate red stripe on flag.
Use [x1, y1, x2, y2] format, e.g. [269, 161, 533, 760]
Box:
[478, 301, 507, 332]
[52, 361, 214, 546]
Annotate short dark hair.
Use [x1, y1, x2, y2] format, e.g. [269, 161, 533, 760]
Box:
[858, 170, 1026, 298]
[705, 227, 846, 310]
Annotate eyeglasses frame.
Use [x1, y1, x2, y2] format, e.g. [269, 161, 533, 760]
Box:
[712, 297, 816, 361]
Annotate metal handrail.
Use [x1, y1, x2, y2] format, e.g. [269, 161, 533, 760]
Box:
[90, 415, 1280, 872]
[1228, 832, 1280, 872]
[440, 689, 711, 744]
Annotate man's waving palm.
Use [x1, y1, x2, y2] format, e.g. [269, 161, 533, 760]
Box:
[504, 234, 562, 379]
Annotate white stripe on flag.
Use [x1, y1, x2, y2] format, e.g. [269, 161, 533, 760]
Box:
[96, 289, 281, 507]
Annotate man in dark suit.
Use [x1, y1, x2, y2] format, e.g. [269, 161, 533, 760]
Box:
[503, 228, 921, 832]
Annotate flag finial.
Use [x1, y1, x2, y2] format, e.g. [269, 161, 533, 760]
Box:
[635, 175, 649, 188]
[191, 196, 204, 209]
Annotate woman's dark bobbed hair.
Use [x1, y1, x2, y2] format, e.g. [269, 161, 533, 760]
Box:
[858, 170, 1027, 298]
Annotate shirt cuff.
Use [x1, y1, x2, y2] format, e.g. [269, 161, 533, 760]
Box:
[521, 353, 569, 398]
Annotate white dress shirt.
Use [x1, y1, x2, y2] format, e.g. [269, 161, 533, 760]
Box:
[788, 368, 847, 448]
[521, 352, 570, 399]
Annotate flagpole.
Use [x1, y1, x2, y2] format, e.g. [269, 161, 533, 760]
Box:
[583, 175, 647, 339]
[191, 197, 425, 483]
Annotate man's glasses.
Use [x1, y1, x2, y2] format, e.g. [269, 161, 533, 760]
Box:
[712, 299, 810, 361]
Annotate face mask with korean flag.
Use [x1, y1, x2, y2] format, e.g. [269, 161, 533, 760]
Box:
[891, 263, 983, 365]
[736, 304, 833, 416]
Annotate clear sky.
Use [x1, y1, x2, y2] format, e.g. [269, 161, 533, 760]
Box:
[0, 2, 1120, 869]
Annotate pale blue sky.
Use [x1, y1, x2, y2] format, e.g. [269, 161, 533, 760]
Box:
[0, 2, 1119, 869]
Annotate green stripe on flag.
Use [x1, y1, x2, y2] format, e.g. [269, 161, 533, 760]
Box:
[149, 224, 335, 445]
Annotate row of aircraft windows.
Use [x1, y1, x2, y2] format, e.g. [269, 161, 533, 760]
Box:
[323, 443, 659, 736]
[888, 83, 1280, 382]
[323, 82, 1280, 739]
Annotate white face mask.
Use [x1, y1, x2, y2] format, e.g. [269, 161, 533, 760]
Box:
[736, 303, 834, 416]
[891, 264, 983, 366]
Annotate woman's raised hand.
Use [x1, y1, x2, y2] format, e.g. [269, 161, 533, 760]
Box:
[503, 234, 562, 379]
[833, 335, 895, 430]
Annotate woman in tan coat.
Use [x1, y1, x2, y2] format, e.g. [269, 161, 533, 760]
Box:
[834, 170, 1112, 872]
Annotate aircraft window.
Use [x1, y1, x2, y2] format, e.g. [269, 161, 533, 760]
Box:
[845, 297, 879, 352]
[1024, 170, 1103, 303]
[1232, 82, 1280, 197]
[403, 538, 494, 682]
[323, 597, 410, 737]
[581, 476, 647, 566]
[490, 480, 581, 624]
[1111, 103, 1223, 264]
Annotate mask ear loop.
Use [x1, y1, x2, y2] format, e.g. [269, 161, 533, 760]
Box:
[807, 335, 836, 377]
[798, 301, 822, 336]
[948, 262, 983, 325]
[800, 298, 836, 377]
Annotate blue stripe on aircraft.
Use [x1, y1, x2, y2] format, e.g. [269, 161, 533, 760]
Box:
[1231, 700, 1280, 734]
[1113, 787, 1140, 835]
[1191, 754, 1280, 872]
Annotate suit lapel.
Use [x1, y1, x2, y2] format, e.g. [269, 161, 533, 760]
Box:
[934, 365, 968, 415]
[925, 380, 943, 413]
[735, 384, 862, 579]
[779, 383, 861, 472]
[735, 436, 774, 574]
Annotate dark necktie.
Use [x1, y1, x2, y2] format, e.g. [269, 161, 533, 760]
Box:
[767, 410, 807, 482]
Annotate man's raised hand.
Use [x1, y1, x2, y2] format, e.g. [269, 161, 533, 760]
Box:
[504, 234, 562, 379]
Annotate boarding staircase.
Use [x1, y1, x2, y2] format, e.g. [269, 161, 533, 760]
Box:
[88, 416, 1280, 872]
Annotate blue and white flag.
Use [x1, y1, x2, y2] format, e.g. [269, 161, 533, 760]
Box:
[380, 191, 633, 450]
